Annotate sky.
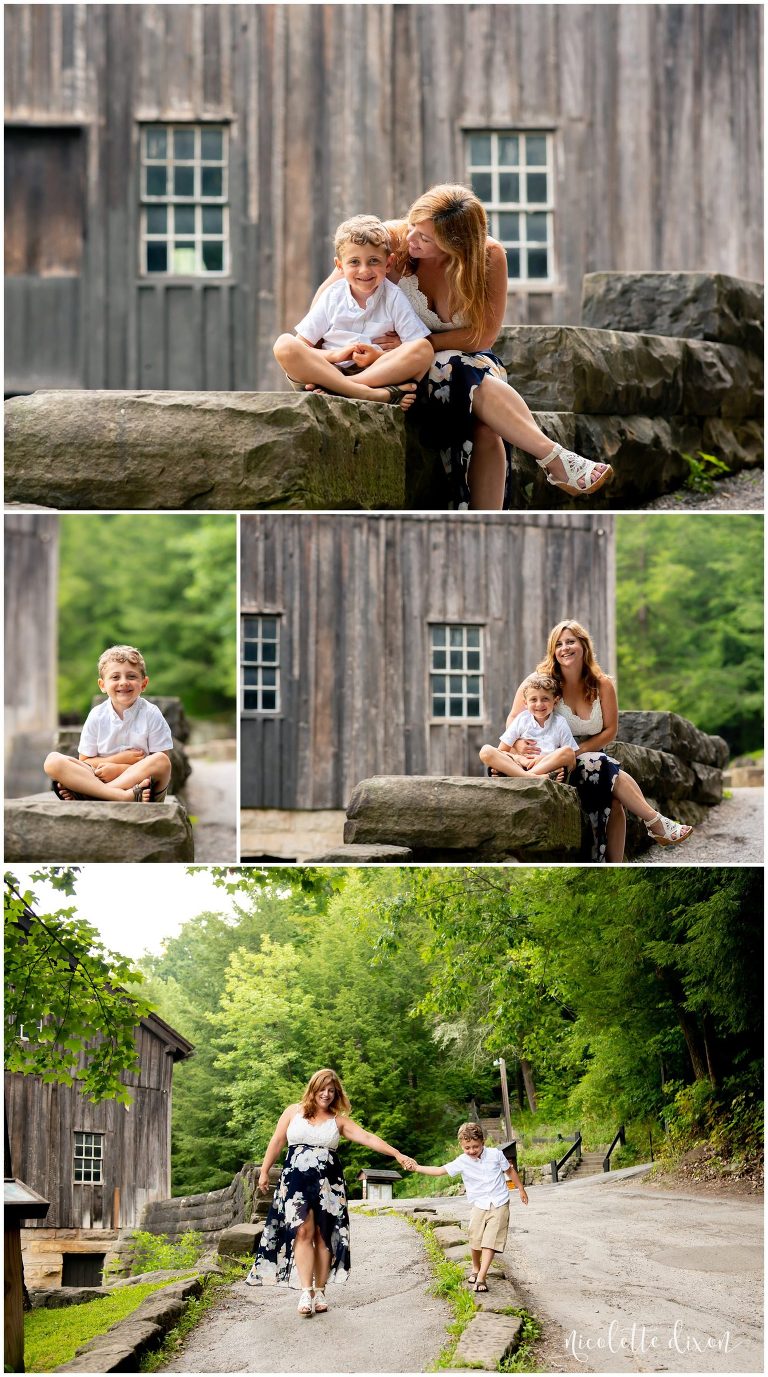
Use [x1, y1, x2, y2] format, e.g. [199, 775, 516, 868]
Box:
[8, 865, 237, 961]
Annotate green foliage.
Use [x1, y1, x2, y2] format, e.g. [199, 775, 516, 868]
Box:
[128, 1230, 205, 1275]
[4, 870, 150, 1106]
[682, 450, 731, 493]
[24, 1279, 186, 1373]
[408, 1219, 477, 1369]
[497, 1310, 543, 1373]
[57, 514, 236, 721]
[657, 1080, 763, 1177]
[615, 514, 763, 751]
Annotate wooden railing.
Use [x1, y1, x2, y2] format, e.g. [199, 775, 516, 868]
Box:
[602, 1125, 626, 1172]
[550, 1131, 582, 1183]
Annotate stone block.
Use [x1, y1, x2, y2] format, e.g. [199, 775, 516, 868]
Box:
[217, 1223, 264, 1257]
[495, 325, 685, 415]
[4, 793, 194, 862]
[470, 1277, 521, 1312]
[443, 1243, 472, 1263]
[309, 843, 414, 862]
[344, 776, 583, 862]
[453, 1313, 523, 1369]
[432, 1225, 467, 1249]
[55, 1320, 163, 1371]
[5, 390, 407, 511]
[610, 742, 697, 804]
[617, 711, 729, 768]
[700, 417, 764, 470]
[723, 766, 763, 787]
[29, 1287, 110, 1308]
[580, 272, 764, 352]
[682, 341, 763, 419]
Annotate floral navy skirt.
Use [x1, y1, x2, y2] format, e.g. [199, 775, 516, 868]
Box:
[248, 1144, 350, 1287]
[417, 349, 514, 509]
[569, 752, 622, 862]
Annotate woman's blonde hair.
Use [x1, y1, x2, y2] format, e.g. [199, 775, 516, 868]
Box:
[395, 184, 491, 345]
[301, 1068, 351, 1119]
[537, 621, 606, 704]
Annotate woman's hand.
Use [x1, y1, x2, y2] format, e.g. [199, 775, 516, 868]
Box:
[372, 330, 402, 352]
[257, 1171, 271, 1194]
[395, 1152, 417, 1171]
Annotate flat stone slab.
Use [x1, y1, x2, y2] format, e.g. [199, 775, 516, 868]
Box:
[443, 1243, 472, 1263]
[432, 1225, 467, 1249]
[581, 271, 763, 352]
[30, 1286, 110, 1308]
[4, 792, 194, 862]
[309, 843, 413, 862]
[469, 1277, 521, 1312]
[217, 1222, 264, 1257]
[618, 710, 729, 768]
[453, 1312, 523, 1369]
[5, 390, 407, 511]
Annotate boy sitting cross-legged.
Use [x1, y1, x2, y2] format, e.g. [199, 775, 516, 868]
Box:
[479, 673, 579, 782]
[273, 214, 433, 409]
[43, 644, 173, 804]
[410, 1122, 528, 1293]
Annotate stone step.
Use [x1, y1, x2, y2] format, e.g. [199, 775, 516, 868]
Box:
[432, 1225, 467, 1250]
[580, 271, 763, 351]
[4, 793, 194, 862]
[470, 1276, 521, 1312]
[453, 1313, 523, 1369]
[617, 711, 728, 769]
[723, 766, 763, 788]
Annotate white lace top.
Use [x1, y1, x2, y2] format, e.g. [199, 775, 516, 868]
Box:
[287, 1113, 341, 1149]
[555, 696, 604, 739]
[396, 272, 465, 332]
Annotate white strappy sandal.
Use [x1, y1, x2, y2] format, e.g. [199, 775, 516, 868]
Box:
[645, 811, 693, 846]
[312, 1288, 328, 1313]
[297, 1287, 314, 1316]
[537, 443, 613, 496]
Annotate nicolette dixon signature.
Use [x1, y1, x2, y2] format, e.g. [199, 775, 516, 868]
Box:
[566, 1320, 742, 1361]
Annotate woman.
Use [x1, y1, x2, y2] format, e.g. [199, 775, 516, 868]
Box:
[308, 184, 611, 509]
[495, 620, 693, 862]
[245, 1068, 416, 1316]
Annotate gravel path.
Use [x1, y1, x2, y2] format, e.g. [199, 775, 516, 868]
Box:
[639, 787, 763, 865]
[641, 468, 763, 511]
[185, 756, 237, 862]
[162, 1211, 448, 1372]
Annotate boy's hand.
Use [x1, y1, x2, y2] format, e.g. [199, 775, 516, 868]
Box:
[324, 344, 356, 364]
[351, 342, 383, 367]
[91, 762, 124, 781]
[518, 1186, 529, 1205]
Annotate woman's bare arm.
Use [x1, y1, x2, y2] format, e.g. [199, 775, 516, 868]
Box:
[574, 677, 619, 754]
[338, 1115, 416, 1169]
[257, 1103, 297, 1189]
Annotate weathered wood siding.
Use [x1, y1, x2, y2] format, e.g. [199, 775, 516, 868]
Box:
[241, 513, 615, 809]
[4, 514, 58, 737]
[4, 4, 762, 392]
[5, 1024, 176, 1231]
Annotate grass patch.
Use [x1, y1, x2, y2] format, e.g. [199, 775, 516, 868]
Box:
[407, 1217, 476, 1370]
[497, 1309, 543, 1372]
[24, 1279, 189, 1373]
[140, 1259, 250, 1372]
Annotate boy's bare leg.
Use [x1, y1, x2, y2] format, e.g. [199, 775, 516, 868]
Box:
[273, 335, 418, 408]
[107, 752, 172, 794]
[43, 752, 152, 802]
[527, 745, 576, 777]
[478, 745, 528, 778]
[349, 338, 434, 386]
[475, 1246, 497, 1288]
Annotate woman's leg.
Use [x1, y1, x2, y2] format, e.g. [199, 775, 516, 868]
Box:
[467, 420, 507, 509]
[43, 753, 151, 802]
[273, 335, 417, 407]
[312, 1224, 332, 1290]
[611, 769, 691, 842]
[470, 376, 610, 487]
[292, 1210, 317, 1291]
[605, 800, 627, 863]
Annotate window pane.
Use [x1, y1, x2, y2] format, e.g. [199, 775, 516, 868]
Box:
[146, 241, 167, 273]
[202, 240, 224, 272]
[433, 697, 446, 717]
[201, 128, 223, 161]
[174, 205, 195, 234]
[466, 676, 480, 694]
[201, 166, 223, 197]
[432, 627, 446, 646]
[432, 675, 446, 694]
[505, 247, 520, 277]
[262, 690, 277, 711]
[174, 165, 195, 197]
[146, 205, 167, 234]
[261, 642, 277, 663]
[526, 172, 548, 203]
[261, 617, 277, 639]
[244, 616, 259, 636]
[449, 697, 463, 716]
[470, 171, 492, 202]
[467, 700, 481, 718]
[527, 248, 549, 279]
[526, 211, 548, 243]
[467, 650, 480, 671]
[244, 689, 259, 710]
[498, 134, 519, 165]
[449, 650, 463, 669]
[262, 667, 276, 687]
[173, 128, 195, 161]
[498, 211, 520, 241]
[449, 627, 463, 646]
[244, 667, 259, 686]
[173, 243, 196, 273]
[466, 627, 480, 647]
[202, 205, 223, 234]
[525, 134, 547, 166]
[468, 133, 492, 164]
[145, 127, 167, 160]
[449, 676, 463, 693]
[499, 172, 520, 203]
[432, 650, 446, 670]
[146, 165, 167, 197]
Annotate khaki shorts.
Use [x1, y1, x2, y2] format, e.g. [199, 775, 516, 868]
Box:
[468, 1201, 510, 1252]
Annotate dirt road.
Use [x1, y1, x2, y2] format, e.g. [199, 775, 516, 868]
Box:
[162, 1210, 449, 1372]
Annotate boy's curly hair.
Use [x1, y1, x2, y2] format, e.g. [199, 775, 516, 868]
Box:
[98, 644, 147, 677]
[334, 215, 391, 257]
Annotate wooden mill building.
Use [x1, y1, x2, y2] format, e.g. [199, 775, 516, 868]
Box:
[4, 1012, 193, 1288]
[240, 512, 615, 858]
[4, 3, 762, 395]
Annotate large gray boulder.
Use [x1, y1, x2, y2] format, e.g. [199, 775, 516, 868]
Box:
[5, 390, 408, 510]
[495, 325, 685, 416]
[610, 742, 723, 808]
[4, 793, 194, 862]
[580, 272, 764, 352]
[617, 711, 729, 768]
[343, 775, 584, 861]
[217, 1222, 264, 1258]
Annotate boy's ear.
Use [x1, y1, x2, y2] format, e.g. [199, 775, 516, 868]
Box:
[334, 255, 343, 271]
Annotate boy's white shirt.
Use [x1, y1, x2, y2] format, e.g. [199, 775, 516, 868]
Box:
[443, 1146, 511, 1209]
[500, 707, 579, 755]
[295, 277, 431, 364]
[78, 697, 173, 757]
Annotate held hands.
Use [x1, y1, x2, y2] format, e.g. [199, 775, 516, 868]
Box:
[351, 342, 383, 368]
[396, 1153, 418, 1171]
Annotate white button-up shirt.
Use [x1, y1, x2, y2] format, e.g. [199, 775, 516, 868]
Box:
[501, 708, 579, 755]
[295, 277, 431, 363]
[443, 1147, 511, 1209]
[78, 697, 173, 758]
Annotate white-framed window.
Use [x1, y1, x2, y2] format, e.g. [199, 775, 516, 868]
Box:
[466, 130, 554, 284]
[241, 615, 280, 713]
[430, 624, 483, 720]
[140, 124, 229, 276]
[74, 1131, 104, 1184]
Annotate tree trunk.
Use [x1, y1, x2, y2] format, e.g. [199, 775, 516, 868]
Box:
[654, 966, 709, 1081]
[520, 1059, 538, 1113]
[514, 1061, 525, 1113]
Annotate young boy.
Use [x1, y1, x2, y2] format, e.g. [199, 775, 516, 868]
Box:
[411, 1122, 528, 1292]
[273, 214, 433, 409]
[479, 673, 579, 781]
[43, 645, 173, 804]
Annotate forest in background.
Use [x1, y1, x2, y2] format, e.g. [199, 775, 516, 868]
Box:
[138, 866, 763, 1198]
[57, 514, 236, 723]
[615, 514, 763, 753]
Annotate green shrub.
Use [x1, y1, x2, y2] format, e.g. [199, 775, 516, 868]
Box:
[129, 1229, 206, 1275]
